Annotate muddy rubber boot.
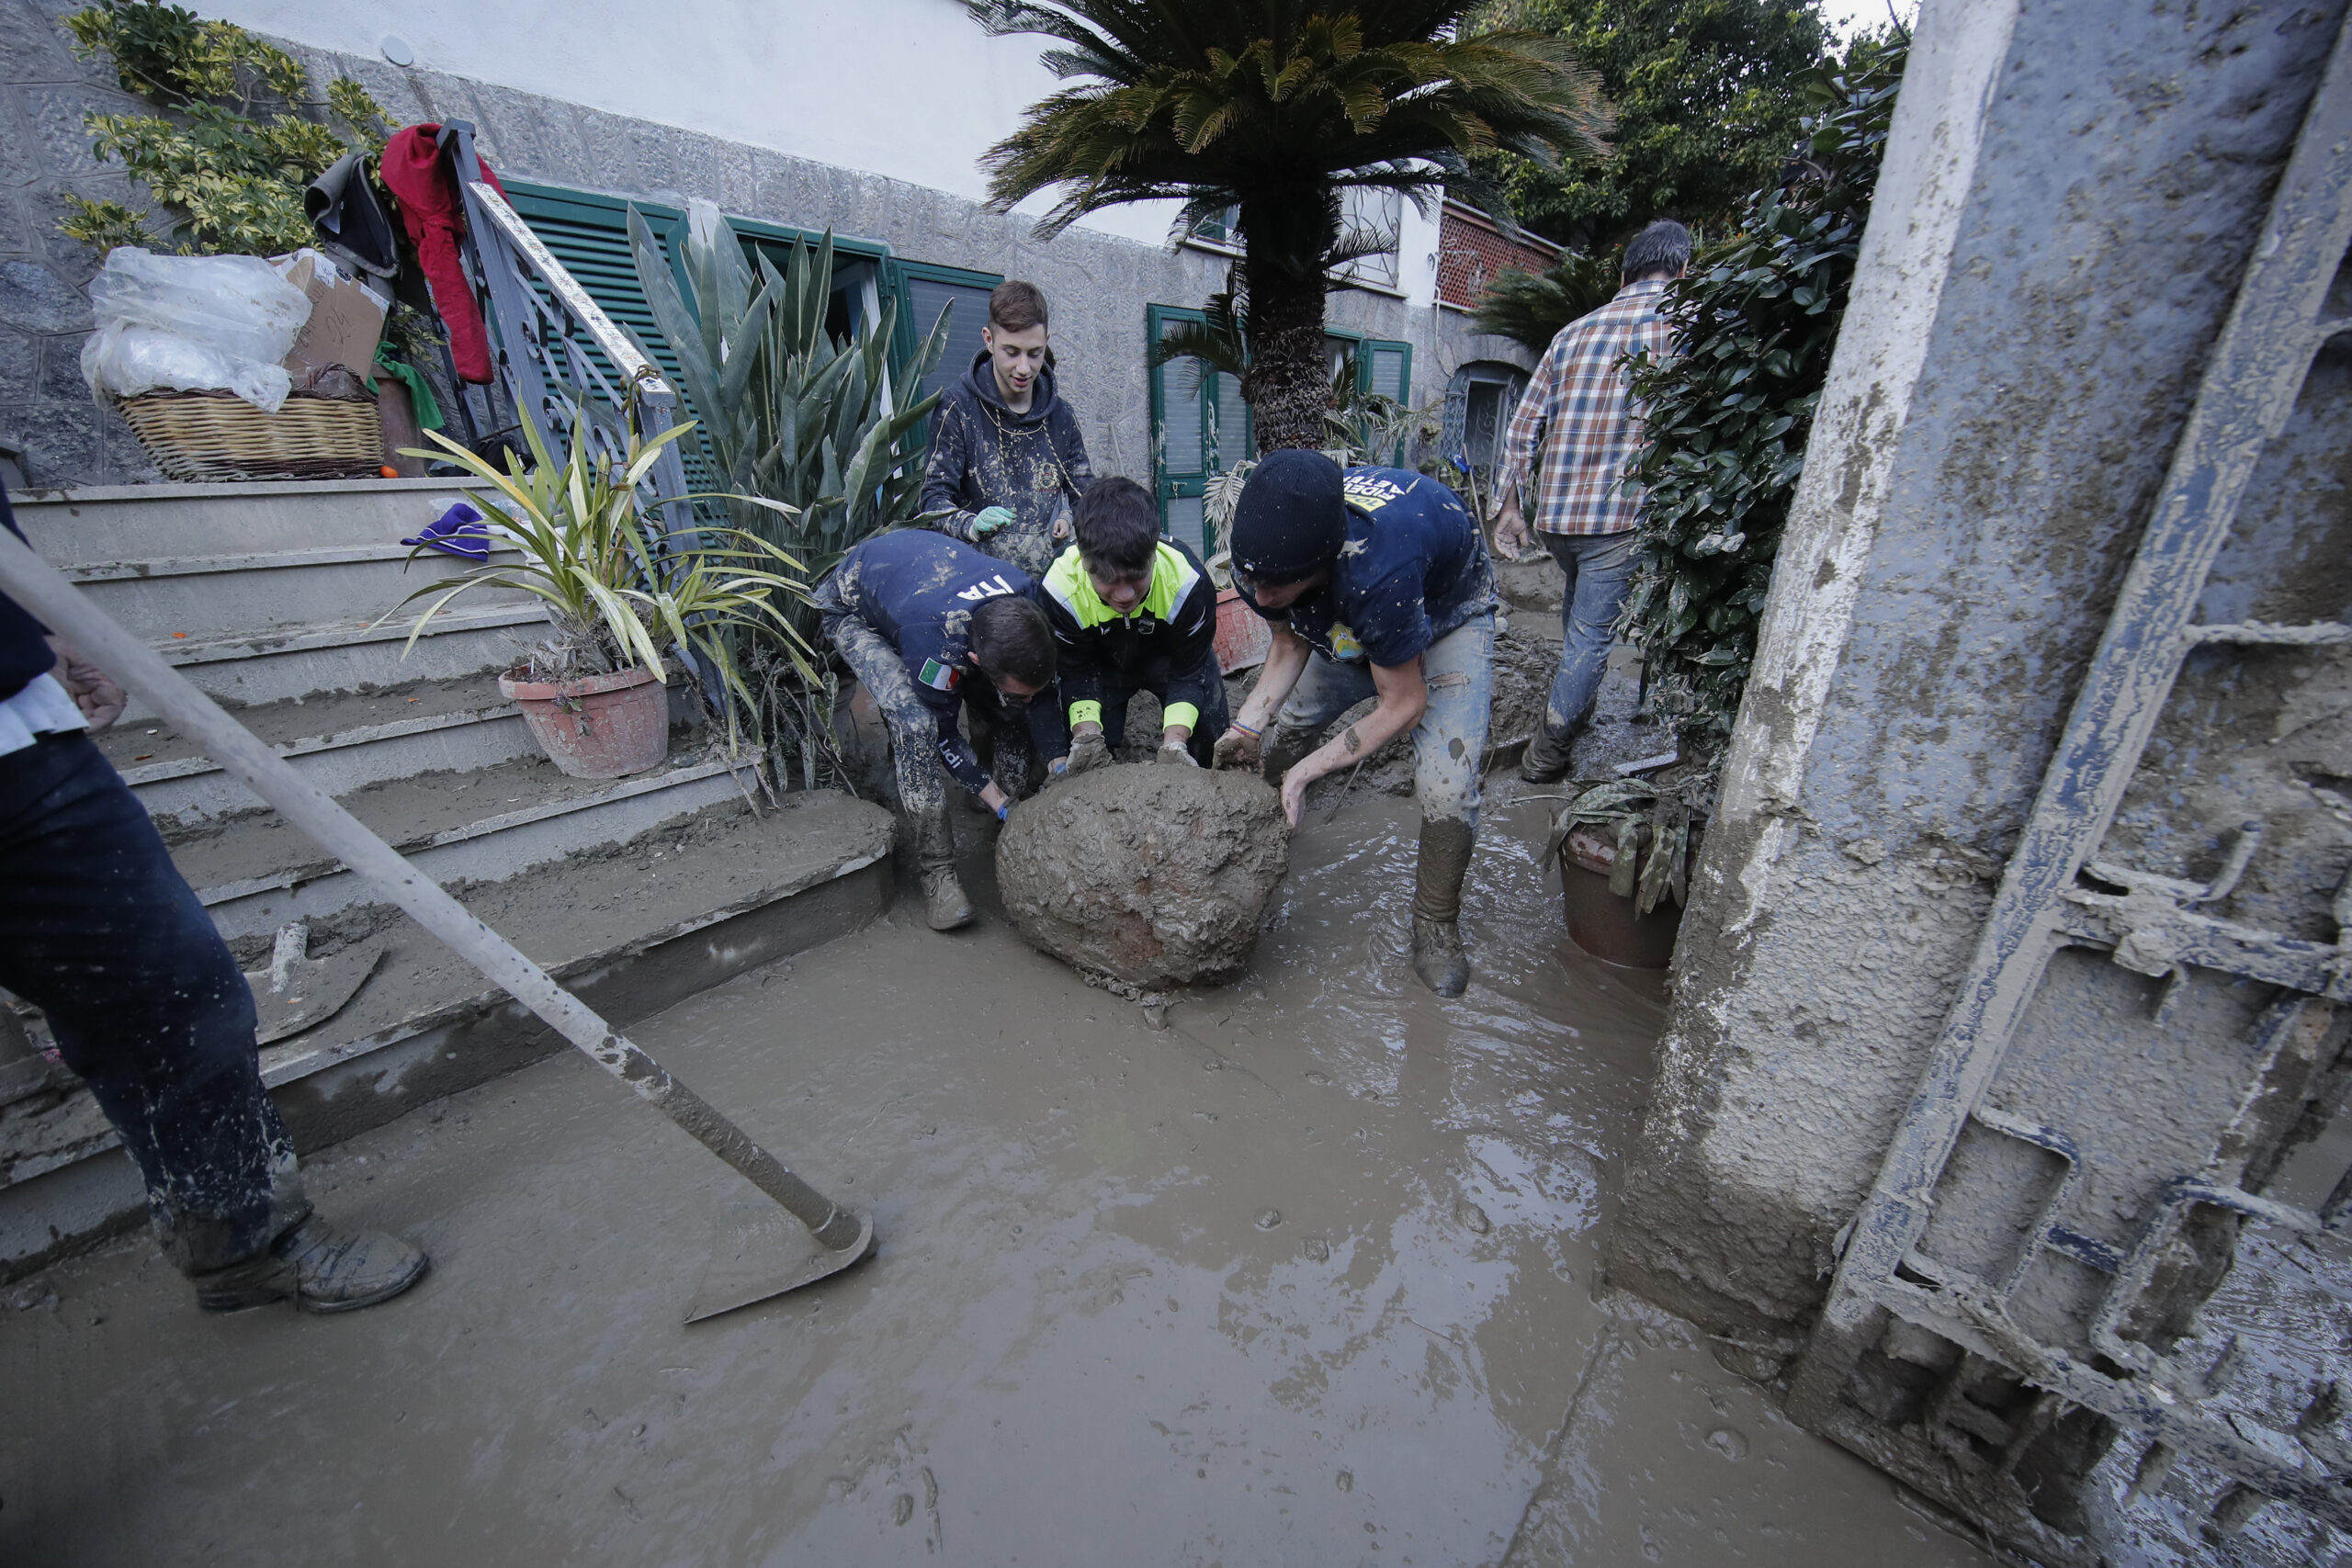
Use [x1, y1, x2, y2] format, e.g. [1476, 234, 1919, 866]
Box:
[1261, 726, 1318, 787]
[193, 1213, 428, 1314]
[922, 866, 976, 931]
[1520, 722, 1576, 784]
[1409, 818, 1476, 998]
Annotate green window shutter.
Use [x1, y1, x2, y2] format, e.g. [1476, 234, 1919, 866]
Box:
[1363, 338, 1411, 404]
[1148, 304, 1255, 558]
[887, 260, 1003, 435]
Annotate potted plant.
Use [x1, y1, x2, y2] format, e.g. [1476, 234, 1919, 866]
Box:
[1542, 773, 1713, 970]
[391, 412, 810, 780]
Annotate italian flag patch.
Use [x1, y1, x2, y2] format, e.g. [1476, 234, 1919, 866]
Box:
[919, 657, 961, 692]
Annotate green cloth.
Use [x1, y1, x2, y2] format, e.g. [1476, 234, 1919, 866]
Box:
[374, 342, 444, 432]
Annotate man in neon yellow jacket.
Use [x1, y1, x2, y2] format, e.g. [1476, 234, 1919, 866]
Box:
[1036, 478, 1228, 773]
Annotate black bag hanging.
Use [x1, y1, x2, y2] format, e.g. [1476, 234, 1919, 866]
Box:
[306, 152, 401, 282]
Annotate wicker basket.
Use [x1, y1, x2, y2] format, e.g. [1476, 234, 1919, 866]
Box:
[114, 389, 385, 482]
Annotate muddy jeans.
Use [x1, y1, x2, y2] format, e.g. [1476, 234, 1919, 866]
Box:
[1541, 530, 1640, 735]
[0, 733, 300, 1276]
[1273, 612, 1496, 829]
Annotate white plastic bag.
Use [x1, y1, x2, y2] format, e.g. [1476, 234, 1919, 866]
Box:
[80, 248, 313, 412]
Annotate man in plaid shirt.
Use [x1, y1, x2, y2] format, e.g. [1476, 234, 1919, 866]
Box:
[1493, 219, 1690, 782]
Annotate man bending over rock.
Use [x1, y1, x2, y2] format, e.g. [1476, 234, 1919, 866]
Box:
[1037, 477, 1227, 777]
[813, 530, 1057, 931]
[1212, 451, 1498, 998]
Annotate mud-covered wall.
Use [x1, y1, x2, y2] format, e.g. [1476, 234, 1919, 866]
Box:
[1604, 0, 2352, 1349]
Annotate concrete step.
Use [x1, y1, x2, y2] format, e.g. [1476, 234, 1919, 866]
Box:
[55, 540, 533, 644]
[136, 601, 544, 719]
[11, 477, 496, 561]
[0, 789, 896, 1280]
[172, 746, 761, 944]
[95, 672, 703, 827]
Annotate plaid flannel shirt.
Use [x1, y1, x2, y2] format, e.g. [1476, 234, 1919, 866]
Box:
[1496, 278, 1676, 537]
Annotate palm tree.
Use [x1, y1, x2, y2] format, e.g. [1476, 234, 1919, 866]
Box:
[968, 2, 1611, 450]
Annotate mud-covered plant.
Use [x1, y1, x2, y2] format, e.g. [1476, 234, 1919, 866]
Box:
[1542, 772, 1714, 915]
[1615, 36, 1904, 746]
[58, 0, 391, 256]
[388, 409, 815, 759]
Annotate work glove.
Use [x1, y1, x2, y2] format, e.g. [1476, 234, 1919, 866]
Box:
[1211, 726, 1261, 773]
[1067, 729, 1113, 775]
[1156, 741, 1200, 768]
[971, 505, 1015, 539]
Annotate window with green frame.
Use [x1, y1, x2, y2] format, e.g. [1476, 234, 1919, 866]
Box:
[1147, 302, 1252, 558]
[1324, 326, 1414, 464]
[501, 180, 967, 478]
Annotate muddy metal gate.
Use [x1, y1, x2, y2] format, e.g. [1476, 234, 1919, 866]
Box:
[1781, 17, 2352, 1561]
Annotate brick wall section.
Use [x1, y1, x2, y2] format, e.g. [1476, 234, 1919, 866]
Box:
[1436, 203, 1561, 312]
[0, 0, 161, 486]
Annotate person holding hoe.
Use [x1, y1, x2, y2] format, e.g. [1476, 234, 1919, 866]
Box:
[1212, 451, 1498, 998]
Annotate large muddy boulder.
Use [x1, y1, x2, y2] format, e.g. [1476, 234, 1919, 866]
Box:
[996, 764, 1290, 988]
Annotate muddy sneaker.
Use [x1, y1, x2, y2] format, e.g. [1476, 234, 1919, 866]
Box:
[1519, 723, 1574, 784]
[922, 867, 976, 931]
[1410, 917, 1470, 998]
[194, 1214, 428, 1315]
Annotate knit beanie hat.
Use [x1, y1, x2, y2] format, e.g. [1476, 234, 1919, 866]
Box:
[1230, 449, 1346, 585]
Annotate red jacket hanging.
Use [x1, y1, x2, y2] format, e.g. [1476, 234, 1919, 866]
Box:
[380, 125, 509, 384]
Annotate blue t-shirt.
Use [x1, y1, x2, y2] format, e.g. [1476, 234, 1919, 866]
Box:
[1238, 466, 1496, 667]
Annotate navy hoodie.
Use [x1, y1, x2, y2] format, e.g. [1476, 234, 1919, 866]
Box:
[921, 351, 1093, 580]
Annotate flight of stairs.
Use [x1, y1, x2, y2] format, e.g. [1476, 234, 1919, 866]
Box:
[0, 477, 894, 1277]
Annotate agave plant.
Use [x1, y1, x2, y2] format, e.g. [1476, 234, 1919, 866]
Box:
[628, 200, 949, 597]
[389, 412, 813, 759]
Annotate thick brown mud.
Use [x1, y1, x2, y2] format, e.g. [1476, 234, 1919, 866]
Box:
[0, 794, 1992, 1566]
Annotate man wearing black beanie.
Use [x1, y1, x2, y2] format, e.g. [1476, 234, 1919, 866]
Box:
[1213, 450, 1498, 997]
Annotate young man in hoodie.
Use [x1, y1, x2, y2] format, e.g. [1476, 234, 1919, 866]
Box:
[922, 280, 1094, 581]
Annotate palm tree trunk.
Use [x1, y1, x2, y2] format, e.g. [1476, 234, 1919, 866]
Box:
[1241, 259, 1329, 452]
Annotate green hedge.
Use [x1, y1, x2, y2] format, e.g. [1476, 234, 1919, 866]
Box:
[1619, 39, 1904, 745]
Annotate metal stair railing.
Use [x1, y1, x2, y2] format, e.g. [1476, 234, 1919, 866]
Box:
[437, 122, 694, 537]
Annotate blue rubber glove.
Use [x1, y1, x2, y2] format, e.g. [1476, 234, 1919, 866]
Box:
[994, 801, 1011, 822]
[972, 505, 1015, 539]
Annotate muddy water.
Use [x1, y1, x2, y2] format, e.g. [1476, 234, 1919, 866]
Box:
[0, 795, 1990, 1566]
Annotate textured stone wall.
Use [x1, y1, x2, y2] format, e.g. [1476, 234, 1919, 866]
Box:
[1603, 0, 2352, 1347]
[0, 0, 1531, 492]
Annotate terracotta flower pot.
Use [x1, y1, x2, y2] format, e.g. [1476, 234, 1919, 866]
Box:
[1213, 587, 1272, 674]
[1557, 822, 1687, 970]
[498, 664, 670, 779]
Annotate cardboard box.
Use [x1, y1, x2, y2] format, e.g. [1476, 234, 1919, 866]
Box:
[276, 250, 389, 393]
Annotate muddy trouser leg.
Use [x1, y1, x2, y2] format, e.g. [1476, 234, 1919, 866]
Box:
[823, 604, 955, 875]
[0, 734, 304, 1276]
[1409, 615, 1496, 996]
[1540, 530, 1639, 738]
[1268, 652, 1374, 784]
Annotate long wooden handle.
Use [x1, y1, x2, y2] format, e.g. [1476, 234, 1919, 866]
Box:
[0, 525, 862, 1249]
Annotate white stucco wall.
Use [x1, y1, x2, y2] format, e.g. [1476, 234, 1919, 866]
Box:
[205, 0, 1440, 307]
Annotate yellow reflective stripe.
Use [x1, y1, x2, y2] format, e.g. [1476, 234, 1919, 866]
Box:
[1069, 699, 1103, 727]
[1161, 702, 1200, 733]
